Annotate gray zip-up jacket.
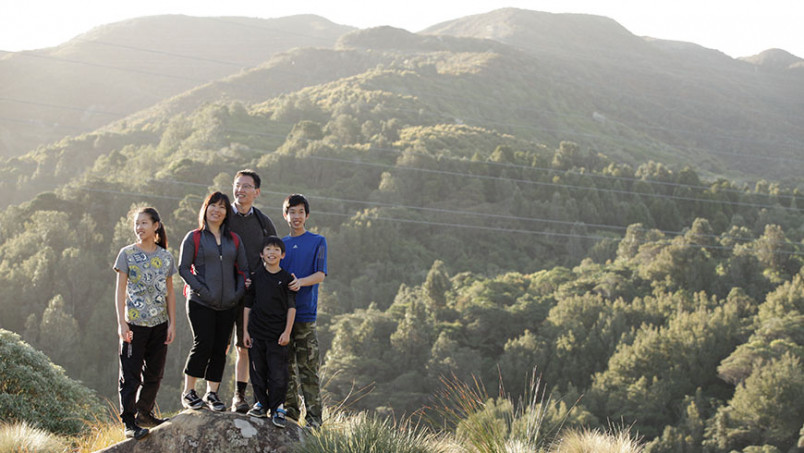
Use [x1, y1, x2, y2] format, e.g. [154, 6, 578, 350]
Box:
[179, 228, 247, 311]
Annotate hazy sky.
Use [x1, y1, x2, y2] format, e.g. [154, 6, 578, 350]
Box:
[1, 0, 800, 58]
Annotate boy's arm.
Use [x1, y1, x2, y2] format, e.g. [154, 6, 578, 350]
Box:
[278, 308, 296, 346]
[243, 307, 252, 348]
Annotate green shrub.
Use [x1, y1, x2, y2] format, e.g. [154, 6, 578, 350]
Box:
[0, 330, 104, 435]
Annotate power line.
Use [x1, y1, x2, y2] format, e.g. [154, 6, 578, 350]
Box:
[13, 52, 208, 82]
[58, 181, 803, 257]
[89, 41, 248, 67]
[0, 97, 123, 116]
[213, 138, 804, 212]
[5, 174, 798, 256]
[226, 125, 801, 201]
[224, 125, 796, 203]
[150, 177, 765, 245]
[3, 130, 799, 219]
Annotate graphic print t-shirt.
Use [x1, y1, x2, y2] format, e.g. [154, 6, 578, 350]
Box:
[114, 244, 177, 327]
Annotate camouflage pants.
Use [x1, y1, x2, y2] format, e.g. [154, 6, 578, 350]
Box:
[285, 321, 322, 426]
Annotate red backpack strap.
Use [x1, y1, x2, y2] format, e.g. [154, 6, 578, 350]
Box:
[231, 231, 240, 251]
[231, 232, 246, 285]
[192, 229, 202, 262]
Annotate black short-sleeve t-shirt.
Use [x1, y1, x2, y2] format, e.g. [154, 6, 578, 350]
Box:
[246, 266, 296, 341]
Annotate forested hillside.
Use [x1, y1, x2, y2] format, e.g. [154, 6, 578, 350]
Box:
[0, 10, 802, 452]
[0, 14, 353, 157]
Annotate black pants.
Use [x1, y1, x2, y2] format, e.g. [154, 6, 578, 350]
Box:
[184, 301, 237, 382]
[119, 322, 168, 423]
[249, 337, 289, 413]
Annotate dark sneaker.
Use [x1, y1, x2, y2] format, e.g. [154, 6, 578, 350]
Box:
[182, 389, 204, 410]
[272, 412, 286, 428]
[231, 392, 249, 413]
[135, 411, 167, 428]
[123, 422, 149, 440]
[247, 403, 267, 418]
[203, 391, 226, 411]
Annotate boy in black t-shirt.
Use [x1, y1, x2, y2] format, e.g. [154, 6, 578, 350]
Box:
[243, 236, 296, 428]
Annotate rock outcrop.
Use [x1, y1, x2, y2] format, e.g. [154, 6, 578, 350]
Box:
[97, 409, 302, 452]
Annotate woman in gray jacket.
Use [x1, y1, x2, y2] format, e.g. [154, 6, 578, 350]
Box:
[179, 191, 247, 411]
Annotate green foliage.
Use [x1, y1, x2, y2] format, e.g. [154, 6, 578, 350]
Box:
[590, 299, 743, 437]
[705, 354, 804, 452]
[0, 33, 803, 452]
[0, 330, 104, 435]
[423, 260, 451, 317]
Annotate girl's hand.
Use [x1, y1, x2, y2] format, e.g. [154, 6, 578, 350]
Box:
[165, 323, 175, 345]
[118, 323, 133, 343]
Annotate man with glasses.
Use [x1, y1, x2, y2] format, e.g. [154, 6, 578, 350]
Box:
[228, 169, 278, 412]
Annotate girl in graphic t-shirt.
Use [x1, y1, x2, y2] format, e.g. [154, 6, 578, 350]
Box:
[113, 207, 177, 440]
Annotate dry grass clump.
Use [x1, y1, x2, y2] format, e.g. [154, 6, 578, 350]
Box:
[548, 426, 643, 453]
[0, 422, 65, 453]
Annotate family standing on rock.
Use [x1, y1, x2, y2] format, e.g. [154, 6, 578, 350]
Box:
[113, 170, 327, 439]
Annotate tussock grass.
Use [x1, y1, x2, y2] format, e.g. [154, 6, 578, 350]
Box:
[293, 411, 453, 453]
[0, 422, 65, 453]
[548, 426, 643, 453]
[69, 416, 124, 453]
[69, 399, 130, 453]
[424, 371, 561, 453]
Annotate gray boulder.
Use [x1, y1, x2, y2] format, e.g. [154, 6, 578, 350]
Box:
[97, 409, 302, 452]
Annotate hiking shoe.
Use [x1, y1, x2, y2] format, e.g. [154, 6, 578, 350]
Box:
[272, 411, 286, 428]
[123, 423, 149, 440]
[135, 411, 167, 428]
[182, 389, 204, 410]
[231, 391, 249, 413]
[203, 391, 226, 411]
[275, 406, 286, 421]
[247, 403, 267, 418]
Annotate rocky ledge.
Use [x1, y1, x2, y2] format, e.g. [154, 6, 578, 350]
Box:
[97, 409, 302, 452]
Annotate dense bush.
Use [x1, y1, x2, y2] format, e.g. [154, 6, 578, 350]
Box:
[0, 329, 104, 435]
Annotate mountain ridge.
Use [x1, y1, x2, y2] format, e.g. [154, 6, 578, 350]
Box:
[0, 14, 354, 157]
[1, 9, 802, 189]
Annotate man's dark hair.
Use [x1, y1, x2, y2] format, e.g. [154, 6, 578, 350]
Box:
[235, 169, 261, 188]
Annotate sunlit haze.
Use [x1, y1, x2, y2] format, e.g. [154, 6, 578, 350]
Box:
[1, 0, 801, 58]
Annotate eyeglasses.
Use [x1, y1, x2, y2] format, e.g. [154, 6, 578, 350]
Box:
[234, 183, 255, 190]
